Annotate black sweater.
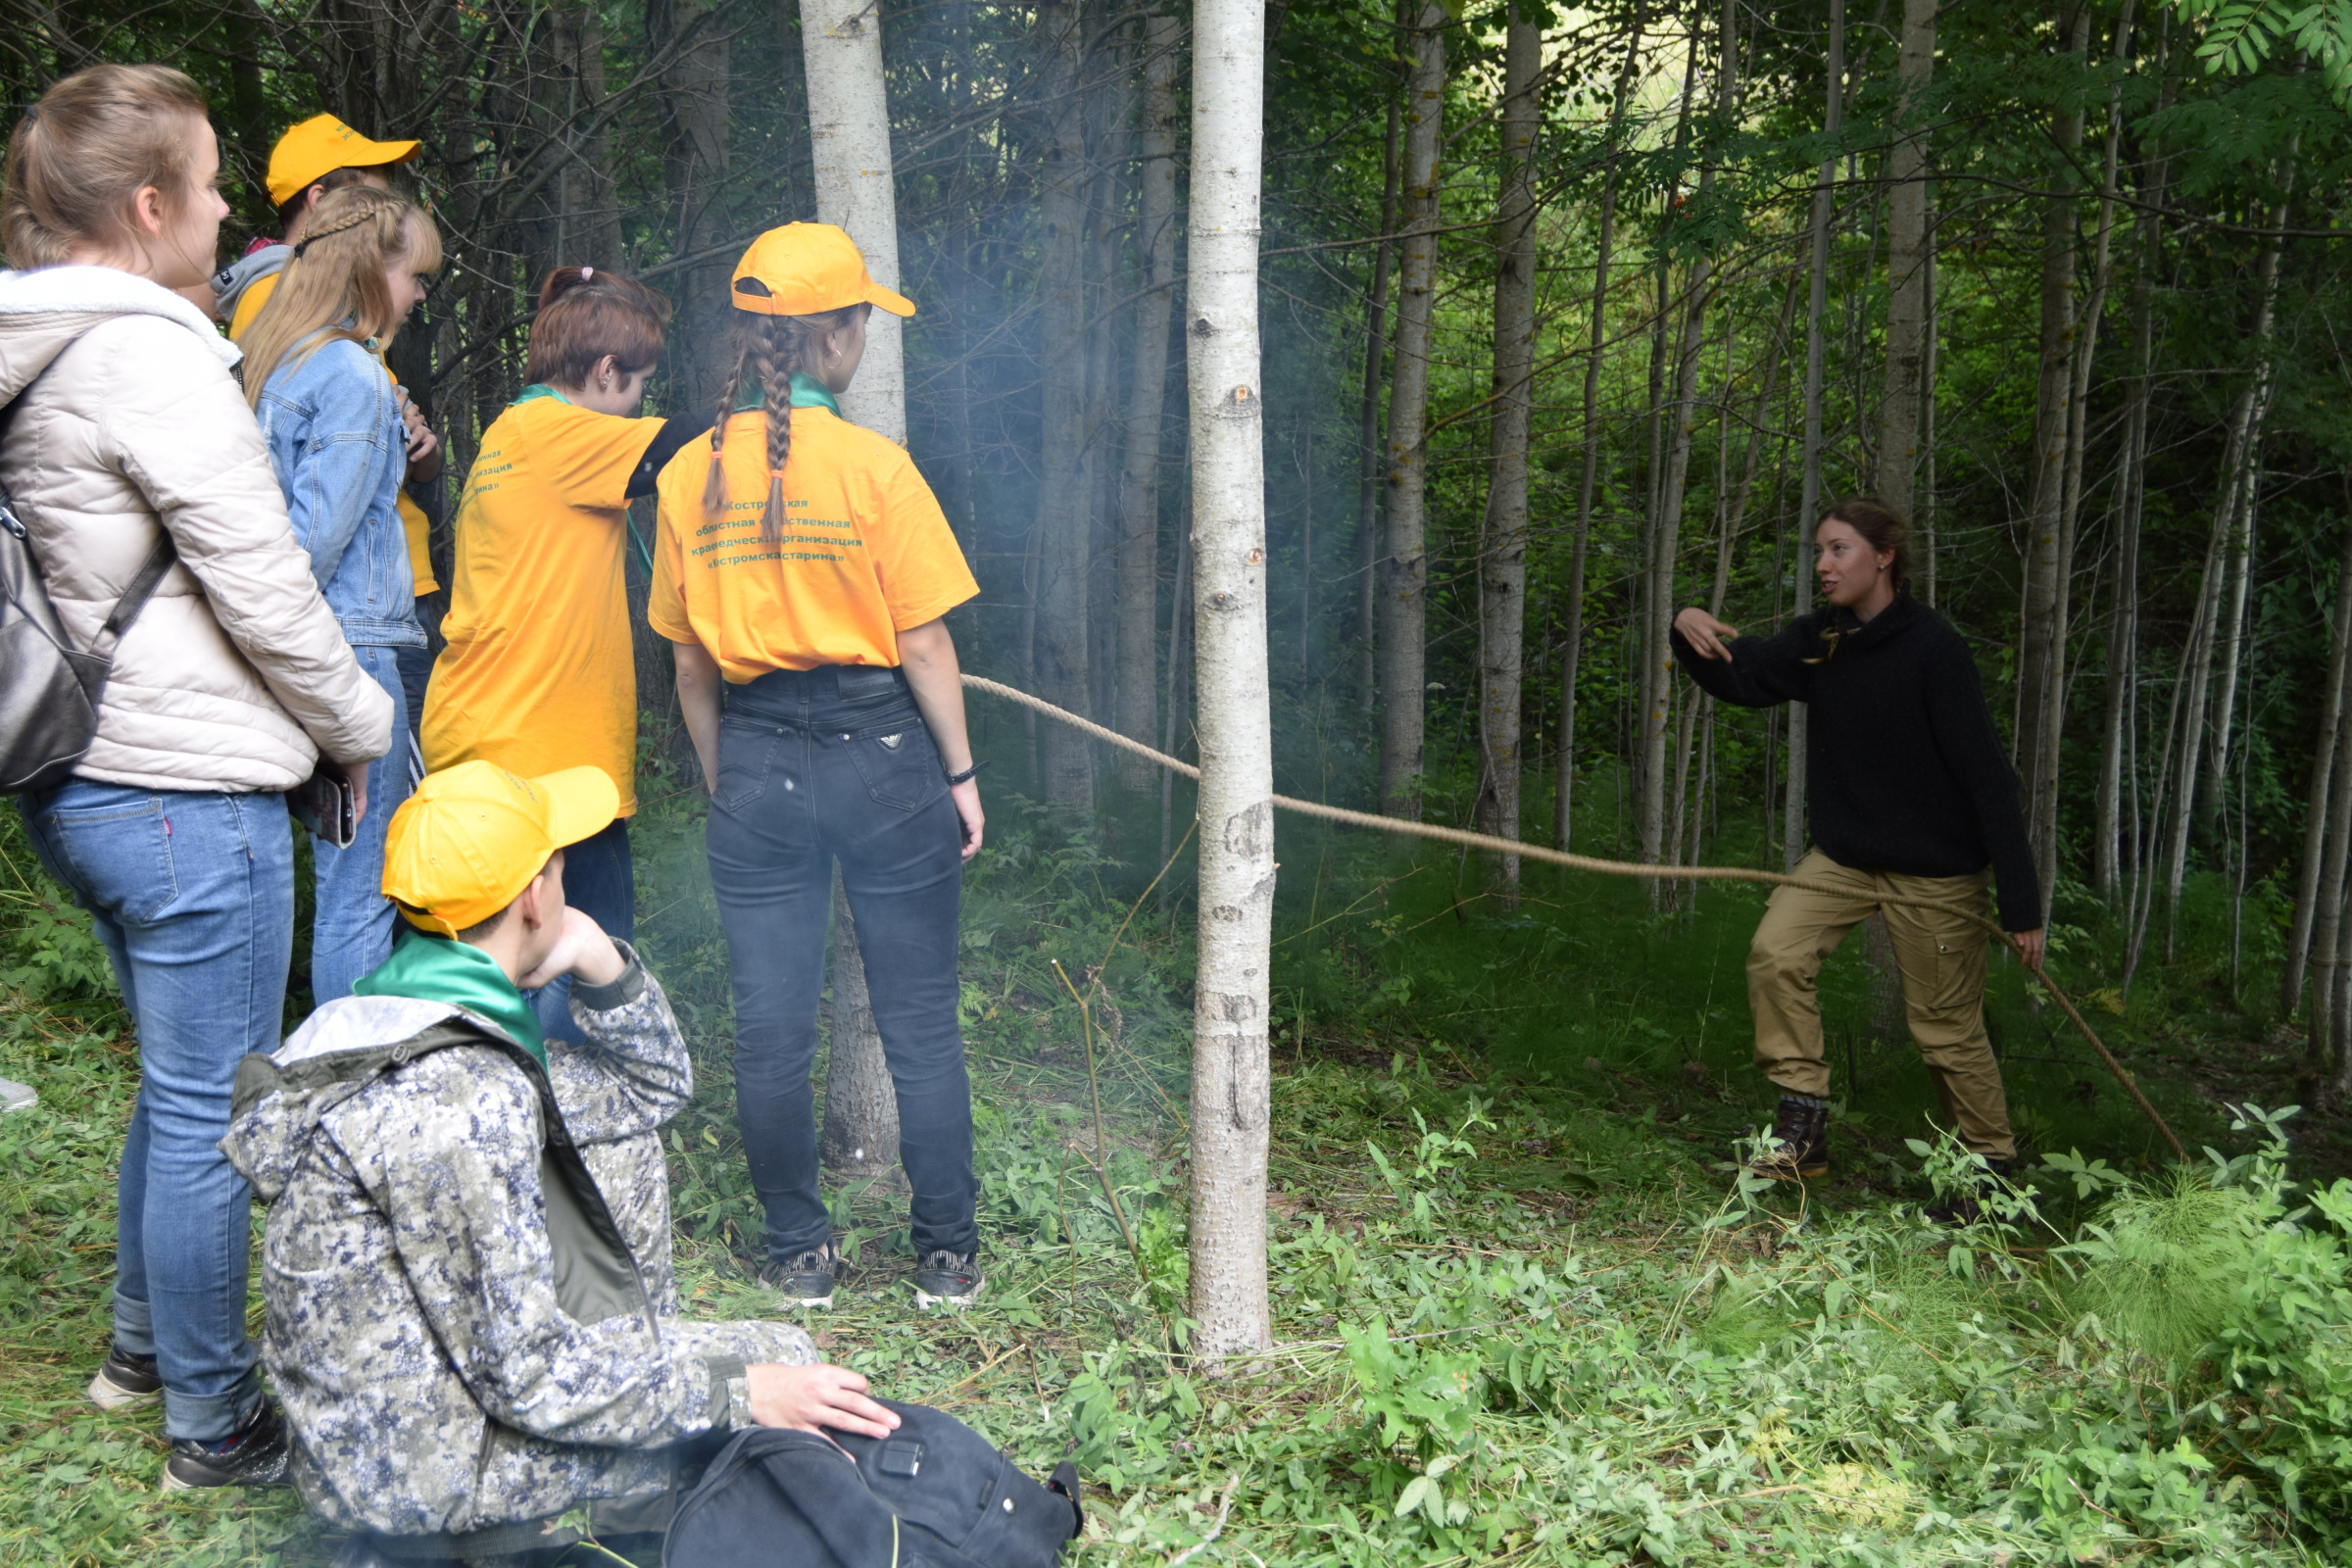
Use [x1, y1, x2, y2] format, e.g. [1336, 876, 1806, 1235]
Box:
[1669, 593, 2040, 931]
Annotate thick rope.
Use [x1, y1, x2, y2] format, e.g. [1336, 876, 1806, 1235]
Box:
[960, 672, 2187, 1163]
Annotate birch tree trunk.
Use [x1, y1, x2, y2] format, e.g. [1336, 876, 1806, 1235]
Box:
[1186, 0, 1275, 1365]
[2097, 190, 2164, 899]
[1788, 0, 1843, 871]
[1477, 4, 1540, 892]
[1377, 3, 1446, 821]
[804, 0, 911, 1185]
[2287, 512, 2352, 1018]
[1558, 8, 1646, 852]
[1033, 0, 1096, 809]
[1116, 14, 1183, 791]
[2014, 4, 2085, 906]
[1875, 0, 1936, 521]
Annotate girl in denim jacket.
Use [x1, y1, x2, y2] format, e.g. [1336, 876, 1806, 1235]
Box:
[245, 185, 443, 1003]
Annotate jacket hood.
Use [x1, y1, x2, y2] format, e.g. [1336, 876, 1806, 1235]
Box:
[210, 244, 288, 326]
[220, 994, 481, 1200]
[0, 266, 240, 406]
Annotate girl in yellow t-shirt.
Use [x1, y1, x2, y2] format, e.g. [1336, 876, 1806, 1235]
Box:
[423, 267, 711, 1038]
[649, 223, 983, 1311]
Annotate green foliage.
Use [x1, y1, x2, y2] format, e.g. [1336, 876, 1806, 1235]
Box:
[2171, 0, 2352, 100]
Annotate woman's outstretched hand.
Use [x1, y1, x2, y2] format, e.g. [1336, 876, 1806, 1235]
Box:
[2012, 928, 2047, 969]
[1674, 607, 1738, 662]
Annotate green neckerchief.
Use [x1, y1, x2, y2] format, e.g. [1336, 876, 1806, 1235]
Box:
[513, 383, 569, 408]
[731, 372, 841, 416]
[353, 926, 547, 1068]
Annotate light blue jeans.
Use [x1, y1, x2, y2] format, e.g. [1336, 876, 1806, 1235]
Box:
[19, 783, 289, 1441]
[310, 644, 411, 1004]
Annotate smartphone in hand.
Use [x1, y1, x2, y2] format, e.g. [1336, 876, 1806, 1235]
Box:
[289, 760, 357, 850]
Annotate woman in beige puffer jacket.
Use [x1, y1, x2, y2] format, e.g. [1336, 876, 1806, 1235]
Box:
[2, 64, 390, 1488]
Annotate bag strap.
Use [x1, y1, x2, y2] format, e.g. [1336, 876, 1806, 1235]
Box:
[86, 531, 174, 661]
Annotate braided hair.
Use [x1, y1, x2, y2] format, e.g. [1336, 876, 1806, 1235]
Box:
[702, 305, 864, 545]
[239, 185, 440, 410]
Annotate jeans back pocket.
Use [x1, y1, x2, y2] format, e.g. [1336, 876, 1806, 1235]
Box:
[848, 724, 943, 812]
[714, 726, 782, 813]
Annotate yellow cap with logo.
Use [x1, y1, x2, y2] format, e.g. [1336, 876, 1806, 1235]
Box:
[730, 222, 914, 318]
[267, 114, 421, 209]
[382, 761, 618, 937]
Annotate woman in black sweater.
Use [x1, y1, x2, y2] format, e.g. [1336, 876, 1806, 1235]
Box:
[1672, 499, 2041, 1185]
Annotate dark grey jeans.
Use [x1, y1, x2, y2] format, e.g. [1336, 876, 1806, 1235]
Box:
[707, 665, 976, 1262]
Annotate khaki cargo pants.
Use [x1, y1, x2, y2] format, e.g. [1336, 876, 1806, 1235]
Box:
[1747, 848, 2015, 1158]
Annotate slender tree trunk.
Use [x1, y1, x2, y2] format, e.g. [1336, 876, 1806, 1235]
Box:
[1476, 4, 1540, 892]
[1921, 216, 1938, 605]
[2097, 197, 2164, 899]
[1377, 2, 1446, 821]
[2015, 4, 2086, 906]
[1034, 0, 1096, 809]
[804, 0, 912, 1183]
[1084, 67, 1126, 745]
[1356, 25, 1404, 715]
[651, 0, 732, 413]
[1876, 0, 1936, 520]
[2288, 512, 2352, 1018]
[1186, 0, 1274, 1364]
[1558, 8, 1647, 852]
[1788, 0, 1842, 871]
[1115, 13, 1183, 791]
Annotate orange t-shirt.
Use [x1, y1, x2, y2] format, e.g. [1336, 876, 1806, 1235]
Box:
[422, 388, 664, 811]
[648, 379, 976, 682]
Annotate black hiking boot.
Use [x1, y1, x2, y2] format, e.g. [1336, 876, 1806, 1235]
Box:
[1748, 1094, 1831, 1181]
[760, 1246, 838, 1309]
[1926, 1157, 2017, 1227]
[912, 1250, 984, 1311]
[162, 1396, 292, 1491]
[87, 1342, 161, 1411]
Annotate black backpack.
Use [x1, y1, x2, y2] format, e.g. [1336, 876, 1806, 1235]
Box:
[662, 1400, 1082, 1568]
[0, 489, 174, 795]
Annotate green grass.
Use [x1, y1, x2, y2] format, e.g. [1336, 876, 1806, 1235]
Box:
[4, 783, 2351, 1565]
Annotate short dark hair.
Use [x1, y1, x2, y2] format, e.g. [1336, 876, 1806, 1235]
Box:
[1821, 497, 1912, 591]
[523, 266, 670, 390]
[274, 166, 375, 234]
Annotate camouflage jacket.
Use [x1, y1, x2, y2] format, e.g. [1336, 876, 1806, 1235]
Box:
[220, 946, 815, 1548]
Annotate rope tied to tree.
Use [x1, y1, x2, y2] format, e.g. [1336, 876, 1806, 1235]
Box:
[959, 672, 2188, 1164]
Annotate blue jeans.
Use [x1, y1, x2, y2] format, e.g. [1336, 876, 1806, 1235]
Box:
[528, 815, 634, 1044]
[19, 783, 289, 1441]
[706, 665, 975, 1262]
[311, 644, 413, 1004]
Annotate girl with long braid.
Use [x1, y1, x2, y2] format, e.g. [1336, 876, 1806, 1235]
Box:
[649, 224, 984, 1311]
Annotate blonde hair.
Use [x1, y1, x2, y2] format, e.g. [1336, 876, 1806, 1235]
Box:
[240, 186, 441, 410]
[2, 65, 210, 269]
[703, 305, 864, 545]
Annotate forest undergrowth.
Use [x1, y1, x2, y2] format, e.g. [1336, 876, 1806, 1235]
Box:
[6, 775, 2352, 1565]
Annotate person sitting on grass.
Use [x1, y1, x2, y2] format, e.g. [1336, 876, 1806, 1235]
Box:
[220, 760, 899, 1568]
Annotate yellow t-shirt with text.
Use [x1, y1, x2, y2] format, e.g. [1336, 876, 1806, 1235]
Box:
[648, 379, 977, 681]
[230, 266, 439, 595]
[422, 389, 664, 811]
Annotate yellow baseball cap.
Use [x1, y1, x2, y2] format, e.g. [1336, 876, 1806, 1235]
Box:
[730, 222, 914, 318]
[382, 761, 618, 937]
[267, 114, 421, 209]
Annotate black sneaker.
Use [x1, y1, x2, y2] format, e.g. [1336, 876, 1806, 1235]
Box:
[759, 1247, 837, 1308]
[1748, 1094, 1831, 1181]
[1926, 1157, 2017, 1227]
[912, 1250, 983, 1310]
[87, 1343, 161, 1411]
[162, 1396, 292, 1491]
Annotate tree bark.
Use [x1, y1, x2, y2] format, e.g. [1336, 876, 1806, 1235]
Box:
[1557, 7, 1646, 852]
[2015, 4, 2086, 907]
[1186, 0, 1275, 1365]
[1355, 78, 1404, 716]
[2097, 167, 2165, 900]
[1033, 0, 1096, 809]
[1788, 0, 1843, 871]
[1875, 0, 1936, 520]
[651, 0, 732, 413]
[2288, 511, 2352, 1019]
[1116, 14, 1184, 791]
[1376, 2, 1446, 821]
[803, 0, 913, 1184]
[1476, 3, 1541, 891]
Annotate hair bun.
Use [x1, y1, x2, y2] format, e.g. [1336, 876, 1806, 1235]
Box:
[537, 265, 600, 312]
